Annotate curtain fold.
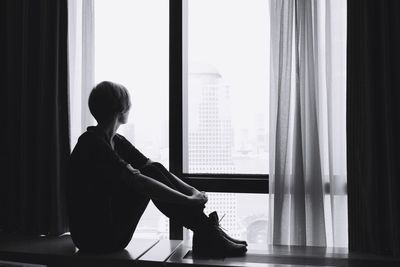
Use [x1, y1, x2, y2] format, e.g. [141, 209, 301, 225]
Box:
[68, 0, 95, 148]
[1, 0, 69, 235]
[347, 0, 400, 256]
[269, 0, 347, 247]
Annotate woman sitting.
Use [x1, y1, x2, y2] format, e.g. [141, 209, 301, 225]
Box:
[67, 81, 247, 257]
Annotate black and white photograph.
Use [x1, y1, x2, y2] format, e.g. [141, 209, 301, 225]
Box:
[1, 0, 400, 266]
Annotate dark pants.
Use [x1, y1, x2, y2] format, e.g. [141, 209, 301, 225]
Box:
[80, 162, 208, 253]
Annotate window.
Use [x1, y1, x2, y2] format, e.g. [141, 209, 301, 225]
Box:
[183, 0, 270, 175]
[170, 0, 270, 241]
[170, 0, 269, 194]
[71, 0, 270, 242]
[95, 0, 169, 167]
[94, 0, 170, 239]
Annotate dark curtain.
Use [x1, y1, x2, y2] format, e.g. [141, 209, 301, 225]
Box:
[0, 0, 70, 235]
[347, 0, 400, 257]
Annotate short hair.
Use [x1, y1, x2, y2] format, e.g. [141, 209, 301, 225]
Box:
[88, 81, 131, 124]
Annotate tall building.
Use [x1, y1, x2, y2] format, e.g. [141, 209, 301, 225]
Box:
[187, 62, 235, 174]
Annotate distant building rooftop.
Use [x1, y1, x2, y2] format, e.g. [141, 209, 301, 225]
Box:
[189, 62, 222, 78]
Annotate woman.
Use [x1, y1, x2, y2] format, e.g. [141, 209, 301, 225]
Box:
[67, 81, 247, 257]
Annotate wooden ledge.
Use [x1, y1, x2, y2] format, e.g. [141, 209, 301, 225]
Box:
[1, 235, 400, 267]
[0, 235, 169, 267]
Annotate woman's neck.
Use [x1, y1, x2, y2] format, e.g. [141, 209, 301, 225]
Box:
[97, 120, 120, 147]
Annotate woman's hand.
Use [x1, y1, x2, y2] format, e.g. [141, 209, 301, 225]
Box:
[187, 190, 208, 206]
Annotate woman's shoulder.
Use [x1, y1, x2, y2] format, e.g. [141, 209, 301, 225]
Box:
[79, 126, 109, 143]
[114, 133, 128, 142]
[71, 127, 109, 155]
[75, 130, 101, 148]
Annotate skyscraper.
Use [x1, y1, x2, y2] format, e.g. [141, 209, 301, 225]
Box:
[187, 62, 235, 174]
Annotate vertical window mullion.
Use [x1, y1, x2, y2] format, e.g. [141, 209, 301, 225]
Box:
[169, 0, 184, 240]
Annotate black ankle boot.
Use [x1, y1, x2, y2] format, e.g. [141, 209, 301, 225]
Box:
[208, 211, 248, 246]
[192, 226, 247, 258]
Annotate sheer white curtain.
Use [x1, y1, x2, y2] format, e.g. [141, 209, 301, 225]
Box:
[68, 0, 95, 148]
[269, 0, 347, 247]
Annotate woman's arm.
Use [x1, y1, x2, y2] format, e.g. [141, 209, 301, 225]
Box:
[166, 170, 198, 195]
[126, 164, 207, 206]
[145, 160, 203, 197]
[115, 136, 204, 197]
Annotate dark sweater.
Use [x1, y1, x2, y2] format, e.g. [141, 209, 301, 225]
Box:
[67, 126, 149, 249]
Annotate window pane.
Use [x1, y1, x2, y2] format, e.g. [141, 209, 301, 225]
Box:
[94, 0, 169, 239]
[184, 193, 269, 246]
[183, 0, 270, 174]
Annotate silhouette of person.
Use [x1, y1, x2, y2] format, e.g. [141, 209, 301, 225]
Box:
[67, 81, 247, 256]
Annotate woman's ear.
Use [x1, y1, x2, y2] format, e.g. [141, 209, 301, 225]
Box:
[117, 111, 129, 124]
[117, 112, 124, 124]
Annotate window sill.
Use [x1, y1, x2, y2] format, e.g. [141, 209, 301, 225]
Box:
[1, 234, 394, 267]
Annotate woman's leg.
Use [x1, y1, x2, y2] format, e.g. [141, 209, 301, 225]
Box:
[140, 162, 247, 257]
[74, 186, 150, 253]
[140, 163, 209, 232]
[110, 182, 151, 251]
[101, 162, 205, 252]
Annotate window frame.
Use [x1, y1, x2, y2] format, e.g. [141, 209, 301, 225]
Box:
[169, 0, 268, 239]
